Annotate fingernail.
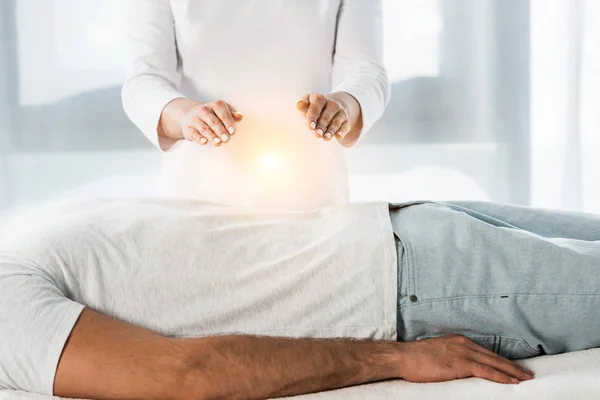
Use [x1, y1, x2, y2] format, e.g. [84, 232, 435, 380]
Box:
[228, 127, 235, 135]
[511, 378, 520, 384]
[324, 132, 332, 139]
[213, 137, 221, 144]
[317, 128, 324, 136]
[200, 138, 208, 145]
[311, 121, 317, 130]
[526, 369, 535, 377]
[221, 134, 229, 142]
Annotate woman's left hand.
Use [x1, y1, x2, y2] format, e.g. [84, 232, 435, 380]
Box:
[296, 92, 359, 143]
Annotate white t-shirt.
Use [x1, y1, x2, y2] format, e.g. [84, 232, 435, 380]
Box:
[121, 0, 390, 210]
[0, 198, 397, 394]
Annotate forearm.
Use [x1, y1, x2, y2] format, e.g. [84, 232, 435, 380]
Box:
[181, 335, 400, 399]
[55, 309, 401, 400]
[158, 97, 199, 141]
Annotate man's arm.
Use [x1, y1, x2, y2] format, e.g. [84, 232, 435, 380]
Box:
[54, 309, 398, 399]
[55, 309, 534, 400]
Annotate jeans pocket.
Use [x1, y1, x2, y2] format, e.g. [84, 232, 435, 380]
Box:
[469, 336, 542, 360]
[497, 336, 542, 359]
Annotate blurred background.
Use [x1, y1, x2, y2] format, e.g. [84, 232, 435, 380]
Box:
[1, 0, 599, 213]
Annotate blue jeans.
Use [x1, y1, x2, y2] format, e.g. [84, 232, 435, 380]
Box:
[389, 201, 600, 359]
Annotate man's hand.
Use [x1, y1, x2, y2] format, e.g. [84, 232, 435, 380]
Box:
[396, 334, 535, 385]
[296, 92, 363, 146]
[159, 98, 244, 146]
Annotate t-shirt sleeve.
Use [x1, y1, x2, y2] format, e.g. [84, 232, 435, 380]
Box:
[0, 270, 85, 395]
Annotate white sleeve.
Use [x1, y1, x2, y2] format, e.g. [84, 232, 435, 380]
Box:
[121, 0, 185, 152]
[0, 270, 85, 395]
[331, 0, 391, 139]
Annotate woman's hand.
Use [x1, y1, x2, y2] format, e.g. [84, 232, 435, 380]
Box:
[396, 335, 535, 385]
[159, 98, 244, 146]
[296, 92, 363, 146]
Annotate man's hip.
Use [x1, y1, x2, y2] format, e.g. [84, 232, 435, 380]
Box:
[390, 201, 600, 359]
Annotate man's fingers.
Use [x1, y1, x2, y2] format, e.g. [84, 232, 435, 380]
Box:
[307, 93, 327, 131]
[213, 100, 237, 136]
[470, 362, 521, 384]
[468, 351, 533, 382]
[454, 336, 534, 380]
[466, 342, 535, 378]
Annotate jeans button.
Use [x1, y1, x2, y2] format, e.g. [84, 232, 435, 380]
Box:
[410, 295, 418, 303]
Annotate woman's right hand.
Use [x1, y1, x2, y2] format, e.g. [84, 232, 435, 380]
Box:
[160, 98, 244, 146]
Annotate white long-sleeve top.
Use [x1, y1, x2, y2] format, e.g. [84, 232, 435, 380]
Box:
[122, 0, 390, 210]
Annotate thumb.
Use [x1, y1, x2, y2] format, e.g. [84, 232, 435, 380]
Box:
[296, 97, 310, 114]
[228, 104, 244, 122]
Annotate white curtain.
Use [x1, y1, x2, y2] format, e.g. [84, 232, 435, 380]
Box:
[531, 0, 600, 213]
[351, 0, 600, 213]
[350, 0, 523, 204]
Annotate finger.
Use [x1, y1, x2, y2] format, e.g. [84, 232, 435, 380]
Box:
[317, 102, 342, 141]
[296, 95, 310, 116]
[182, 126, 207, 145]
[470, 362, 519, 385]
[307, 93, 327, 131]
[190, 117, 218, 146]
[198, 107, 229, 144]
[466, 345, 534, 380]
[464, 338, 535, 376]
[227, 104, 244, 122]
[326, 111, 347, 140]
[335, 121, 351, 140]
[213, 100, 237, 136]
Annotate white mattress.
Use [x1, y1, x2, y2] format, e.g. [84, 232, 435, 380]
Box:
[3, 176, 598, 399]
[1, 348, 599, 400]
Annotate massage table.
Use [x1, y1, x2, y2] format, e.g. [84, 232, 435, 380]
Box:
[2, 175, 599, 399]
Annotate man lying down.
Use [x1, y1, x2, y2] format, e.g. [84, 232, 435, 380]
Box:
[1, 198, 600, 399]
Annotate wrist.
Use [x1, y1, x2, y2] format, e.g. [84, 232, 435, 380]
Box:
[362, 341, 405, 381]
[159, 98, 196, 141]
[386, 342, 408, 379]
[328, 92, 353, 115]
[328, 92, 363, 147]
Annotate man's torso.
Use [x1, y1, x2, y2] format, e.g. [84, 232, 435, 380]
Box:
[0, 198, 398, 340]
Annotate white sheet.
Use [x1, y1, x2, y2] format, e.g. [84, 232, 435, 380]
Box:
[1, 349, 599, 400]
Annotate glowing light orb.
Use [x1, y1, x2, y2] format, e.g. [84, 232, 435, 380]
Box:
[260, 153, 282, 171]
